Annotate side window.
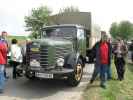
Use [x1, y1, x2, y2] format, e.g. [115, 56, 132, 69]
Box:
[77, 29, 85, 39]
[86, 30, 90, 48]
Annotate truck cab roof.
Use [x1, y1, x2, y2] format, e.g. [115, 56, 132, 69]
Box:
[42, 24, 87, 30]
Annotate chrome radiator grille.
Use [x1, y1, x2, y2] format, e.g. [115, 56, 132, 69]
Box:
[26, 45, 49, 68]
[40, 46, 49, 68]
[26, 44, 72, 68]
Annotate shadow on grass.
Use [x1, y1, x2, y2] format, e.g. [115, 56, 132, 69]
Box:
[127, 63, 133, 73]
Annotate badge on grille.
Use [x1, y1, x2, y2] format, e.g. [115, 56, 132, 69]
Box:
[30, 48, 39, 52]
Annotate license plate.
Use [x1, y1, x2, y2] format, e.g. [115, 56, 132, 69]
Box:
[36, 73, 53, 79]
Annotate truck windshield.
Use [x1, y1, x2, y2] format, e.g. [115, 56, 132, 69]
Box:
[42, 27, 76, 40]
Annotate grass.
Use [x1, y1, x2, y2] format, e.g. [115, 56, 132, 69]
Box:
[7, 36, 27, 45]
[82, 61, 133, 100]
[8, 36, 26, 40]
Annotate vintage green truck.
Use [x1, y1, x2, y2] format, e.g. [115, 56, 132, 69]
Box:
[25, 12, 101, 86]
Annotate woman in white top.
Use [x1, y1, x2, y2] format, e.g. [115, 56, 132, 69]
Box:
[10, 39, 22, 79]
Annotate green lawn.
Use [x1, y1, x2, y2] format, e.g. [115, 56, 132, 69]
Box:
[83, 61, 133, 100]
[7, 36, 27, 45]
[8, 36, 26, 41]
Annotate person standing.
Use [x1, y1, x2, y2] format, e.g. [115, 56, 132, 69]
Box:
[107, 38, 112, 80]
[0, 31, 9, 79]
[129, 40, 133, 62]
[99, 34, 111, 88]
[0, 39, 8, 93]
[90, 34, 111, 88]
[89, 42, 101, 84]
[113, 39, 128, 80]
[20, 38, 32, 66]
[10, 39, 23, 79]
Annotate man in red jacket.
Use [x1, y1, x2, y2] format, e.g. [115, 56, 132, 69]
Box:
[0, 31, 9, 79]
[99, 34, 109, 88]
[0, 40, 8, 93]
[90, 34, 111, 89]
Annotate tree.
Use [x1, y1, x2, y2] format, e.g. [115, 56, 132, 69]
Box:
[118, 21, 133, 40]
[59, 6, 79, 13]
[109, 21, 133, 40]
[109, 22, 118, 38]
[25, 6, 52, 38]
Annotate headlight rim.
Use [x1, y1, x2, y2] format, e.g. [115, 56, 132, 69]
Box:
[56, 57, 64, 67]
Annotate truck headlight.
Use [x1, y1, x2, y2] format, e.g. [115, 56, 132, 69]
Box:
[30, 59, 40, 67]
[56, 58, 64, 67]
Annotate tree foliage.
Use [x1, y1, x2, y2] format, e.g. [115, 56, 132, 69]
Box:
[25, 6, 80, 38]
[118, 21, 133, 39]
[110, 21, 133, 40]
[25, 6, 52, 38]
[109, 22, 118, 38]
[59, 6, 79, 13]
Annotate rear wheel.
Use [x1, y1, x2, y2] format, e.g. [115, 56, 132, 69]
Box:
[67, 59, 83, 86]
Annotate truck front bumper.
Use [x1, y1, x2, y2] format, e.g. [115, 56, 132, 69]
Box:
[26, 67, 74, 79]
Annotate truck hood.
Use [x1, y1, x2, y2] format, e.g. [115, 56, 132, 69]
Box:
[30, 38, 73, 67]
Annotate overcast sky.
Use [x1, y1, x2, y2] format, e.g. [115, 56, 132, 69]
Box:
[0, 0, 133, 36]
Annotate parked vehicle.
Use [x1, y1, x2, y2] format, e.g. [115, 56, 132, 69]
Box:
[24, 12, 101, 86]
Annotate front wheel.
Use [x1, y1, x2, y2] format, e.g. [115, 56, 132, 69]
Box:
[67, 59, 83, 86]
[25, 71, 35, 80]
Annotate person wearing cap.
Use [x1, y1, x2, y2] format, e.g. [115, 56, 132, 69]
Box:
[0, 39, 8, 93]
[90, 33, 112, 89]
[0, 31, 9, 79]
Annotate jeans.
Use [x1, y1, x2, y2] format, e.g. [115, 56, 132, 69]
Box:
[11, 61, 20, 78]
[100, 64, 108, 86]
[91, 66, 100, 81]
[0, 65, 5, 90]
[91, 64, 111, 81]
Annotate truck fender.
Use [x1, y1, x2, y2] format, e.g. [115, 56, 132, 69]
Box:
[64, 53, 80, 69]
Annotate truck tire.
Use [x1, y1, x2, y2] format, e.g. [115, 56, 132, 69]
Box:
[25, 71, 35, 80]
[67, 59, 83, 86]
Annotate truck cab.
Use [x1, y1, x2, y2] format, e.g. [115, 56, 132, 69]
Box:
[25, 24, 90, 86]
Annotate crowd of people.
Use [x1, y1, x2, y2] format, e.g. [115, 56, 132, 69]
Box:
[0, 31, 25, 93]
[89, 32, 128, 89]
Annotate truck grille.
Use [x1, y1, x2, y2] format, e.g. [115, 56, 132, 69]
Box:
[26, 45, 49, 69]
[26, 45, 31, 66]
[26, 44, 72, 69]
[40, 46, 49, 68]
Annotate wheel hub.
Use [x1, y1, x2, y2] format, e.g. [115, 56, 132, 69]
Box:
[75, 64, 82, 81]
